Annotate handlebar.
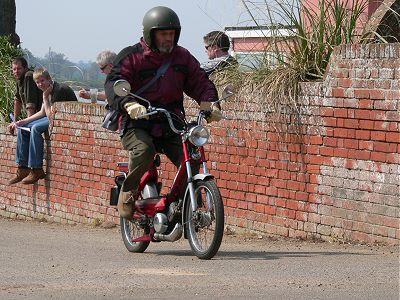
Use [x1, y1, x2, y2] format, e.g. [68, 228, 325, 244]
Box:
[135, 107, 207, 135]
[132, 88, 235, 133]
[114, 80, 234, 133]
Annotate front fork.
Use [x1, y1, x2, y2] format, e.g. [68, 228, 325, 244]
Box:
[184, 144, 212, 213]
[184, 146, 198, 212]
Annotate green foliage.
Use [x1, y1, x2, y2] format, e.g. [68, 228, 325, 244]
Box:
[0, 35, 23, 123]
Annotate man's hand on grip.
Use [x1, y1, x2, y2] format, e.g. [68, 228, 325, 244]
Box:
[124, 101, 148, 119]
[205, 103, 222, 123]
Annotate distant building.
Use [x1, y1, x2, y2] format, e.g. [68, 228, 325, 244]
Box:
[225, 0, 388, 70]
[225, 25, 295, 70]
[306, 0, 384, 18]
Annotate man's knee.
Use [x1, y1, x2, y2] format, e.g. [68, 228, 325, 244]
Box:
[129, 145, 155, 168]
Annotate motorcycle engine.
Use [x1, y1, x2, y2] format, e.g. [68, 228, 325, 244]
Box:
[167, 201, 182, 223]
[153, 213, 168, 233]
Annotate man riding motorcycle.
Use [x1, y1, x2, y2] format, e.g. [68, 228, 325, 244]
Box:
[105, 6, 222, 219]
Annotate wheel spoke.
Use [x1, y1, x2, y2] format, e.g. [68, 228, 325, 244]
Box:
[185, 180, 224, 259]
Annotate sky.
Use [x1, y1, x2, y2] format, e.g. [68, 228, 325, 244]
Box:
[15, 0, 252, 64]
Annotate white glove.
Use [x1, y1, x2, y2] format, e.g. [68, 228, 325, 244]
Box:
[205, 104, 222, 123]
[124, 102, 148, 119]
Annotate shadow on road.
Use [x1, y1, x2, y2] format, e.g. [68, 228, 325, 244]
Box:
[152, 249, 374, 260]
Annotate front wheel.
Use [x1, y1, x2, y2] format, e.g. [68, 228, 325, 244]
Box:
[184, 179, 224, 259]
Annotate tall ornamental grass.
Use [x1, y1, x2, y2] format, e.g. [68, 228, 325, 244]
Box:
[213, 0, 369, 130]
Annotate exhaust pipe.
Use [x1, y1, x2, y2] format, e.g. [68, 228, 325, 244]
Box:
[154, 223, 183, 242]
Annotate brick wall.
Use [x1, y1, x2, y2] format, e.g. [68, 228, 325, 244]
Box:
[0, 43, 399, 245]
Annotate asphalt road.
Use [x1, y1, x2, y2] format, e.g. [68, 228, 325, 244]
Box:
[0, 217, 398, 300]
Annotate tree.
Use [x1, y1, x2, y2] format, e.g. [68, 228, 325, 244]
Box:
[0, 0, 20, 46]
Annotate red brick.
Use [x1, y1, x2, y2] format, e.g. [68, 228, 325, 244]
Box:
[374, 142, 397, 153]
[370, 152, 387, 162]
[348, 149, 371, 160]
[386, 111, 400, 122]
[264, 205, 276, 215]
[338, 78, 352, 87]
[320, 146, 334, 156]
[334, 108, 348, 118]
[359, 120, 375, 130]
[354, 109, 371, 119]
[332, 88, 345, 97]
[369, 89, 386, 99]
[296, 211, 308, 221]
[343, 119, 359, 129]
[333, 128, 348, 138]
[386, 132, 400, 143]
[354, 89, 370, 98]
[324, 117, 337, 127]
[323, 137, 337, 147]
[359, 140, 374, 151]
[321, 107, 335, 116]
[308, 155, 333, 165]
[355, 130, 371, 140]
[307, 145, 319, 155]
[387, 89, 400, 100]
[343, 139, 359, 149]
[333, 148, 348, 158]
[370, 131, 386, 141]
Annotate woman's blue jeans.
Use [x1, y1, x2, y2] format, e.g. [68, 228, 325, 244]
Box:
[16, 117, 49, 169]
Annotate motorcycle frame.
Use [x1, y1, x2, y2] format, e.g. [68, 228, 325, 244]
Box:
[131, 135, 208, 219]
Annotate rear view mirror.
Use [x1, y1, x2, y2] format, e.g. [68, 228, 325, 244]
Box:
[113, 80, 131, 97]
[222, 84, 234, 99]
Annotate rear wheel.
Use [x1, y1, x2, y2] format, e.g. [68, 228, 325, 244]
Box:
[120, 182, 158, 252]
[120, 217, 150, 253]
[184, 179, 224, 259]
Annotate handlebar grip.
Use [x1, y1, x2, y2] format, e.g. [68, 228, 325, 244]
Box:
[135, 114, 148, 120]
[134, 110, 158, 120]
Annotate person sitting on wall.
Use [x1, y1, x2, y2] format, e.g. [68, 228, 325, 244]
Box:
[8, 68, 78, 185]
[8, 57, 43, 135]
[79, 50, 117, 102]
[201, 30, 237, 76]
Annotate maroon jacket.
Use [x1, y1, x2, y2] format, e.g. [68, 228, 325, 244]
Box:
[105, 38, 218, 135]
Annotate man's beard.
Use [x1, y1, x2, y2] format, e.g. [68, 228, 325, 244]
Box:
[158, 45, 173, 54]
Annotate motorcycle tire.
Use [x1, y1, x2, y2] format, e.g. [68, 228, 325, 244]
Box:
[120, 182, 158, 253]
[120, 217, 150, 253]
[184, 179, 224, 259]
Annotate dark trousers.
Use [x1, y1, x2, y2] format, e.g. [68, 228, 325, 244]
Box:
[120, 128, 182, 193]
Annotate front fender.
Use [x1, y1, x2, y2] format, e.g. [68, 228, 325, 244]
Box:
[192, 173, 214, 182]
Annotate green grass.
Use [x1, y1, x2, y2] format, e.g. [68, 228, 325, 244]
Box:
[0, 35, 23, 123]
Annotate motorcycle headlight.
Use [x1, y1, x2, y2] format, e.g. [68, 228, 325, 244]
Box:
[188, 125, 209, 146]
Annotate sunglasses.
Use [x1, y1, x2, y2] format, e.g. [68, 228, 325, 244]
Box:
[99, 64, 109, 71]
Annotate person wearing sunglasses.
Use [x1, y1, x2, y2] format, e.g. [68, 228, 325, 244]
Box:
[79, 50, 116, 101]
[201, 31, 237, 76]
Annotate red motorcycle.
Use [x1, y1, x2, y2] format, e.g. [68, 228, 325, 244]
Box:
[109, 80, 233, 259]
